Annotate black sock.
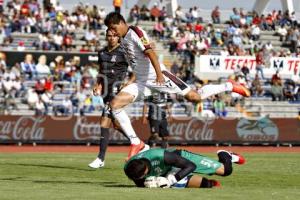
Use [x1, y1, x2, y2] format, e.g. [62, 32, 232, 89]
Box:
[218, 152, 233, 176]
[200, 177, 214, 188]
[98, 127, 109, 161]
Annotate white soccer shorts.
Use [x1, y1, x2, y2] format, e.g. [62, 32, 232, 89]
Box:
[120, 70, 191, 101]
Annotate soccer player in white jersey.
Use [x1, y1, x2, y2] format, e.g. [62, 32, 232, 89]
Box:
[103, 12, 250, 160]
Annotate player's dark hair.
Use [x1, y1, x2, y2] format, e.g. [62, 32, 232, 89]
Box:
[104, 12, 126, 26]
[124, 159, 149, 180]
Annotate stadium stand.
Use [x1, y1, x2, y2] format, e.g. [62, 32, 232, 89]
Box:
[0, 1, 299, 119]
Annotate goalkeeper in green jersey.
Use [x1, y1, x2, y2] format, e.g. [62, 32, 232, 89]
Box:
[124, 148, 245, 188]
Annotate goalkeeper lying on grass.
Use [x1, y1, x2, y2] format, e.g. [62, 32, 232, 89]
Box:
[124, 148, 245, 188]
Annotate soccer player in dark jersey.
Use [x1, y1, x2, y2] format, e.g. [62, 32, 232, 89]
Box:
[142, 92, 172, 148]
[124, 148, 245, 188]
[88, 29, 144, 168]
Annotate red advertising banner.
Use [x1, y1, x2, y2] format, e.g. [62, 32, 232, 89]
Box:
[0, 116, 299, 144]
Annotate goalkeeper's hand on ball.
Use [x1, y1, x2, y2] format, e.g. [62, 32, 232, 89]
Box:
[144, 176, 171, 188]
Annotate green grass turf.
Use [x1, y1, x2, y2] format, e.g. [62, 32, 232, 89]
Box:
[0, 152, 299, 200]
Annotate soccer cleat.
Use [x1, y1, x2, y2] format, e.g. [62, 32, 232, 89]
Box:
[227, 79, 251, 97]
[88, 158, 105, 169]
[126, 141, 147, 161]
[217, 150, 246, 165]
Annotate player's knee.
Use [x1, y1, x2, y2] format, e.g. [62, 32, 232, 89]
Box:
[109, 100, 119, 111]
[185, 91, 201, 103]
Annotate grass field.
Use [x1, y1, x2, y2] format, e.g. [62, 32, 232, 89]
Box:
[0, 152, 300, 200]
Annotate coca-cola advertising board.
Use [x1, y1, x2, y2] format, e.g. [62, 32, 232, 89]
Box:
[0, 116, 299, 144]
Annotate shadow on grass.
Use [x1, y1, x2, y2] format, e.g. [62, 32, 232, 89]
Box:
[1, 163, 94, 172]
[0, 177, 135, 188]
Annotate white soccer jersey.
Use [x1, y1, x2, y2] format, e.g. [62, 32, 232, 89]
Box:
[121, 26, 157, 81]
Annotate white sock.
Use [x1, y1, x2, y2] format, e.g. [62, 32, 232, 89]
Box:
[199, 83, 233, 100]
[231, 154, 240, 163]
[112, 109, 140, 145]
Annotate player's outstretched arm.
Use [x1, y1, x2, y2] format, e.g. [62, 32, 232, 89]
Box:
[163, 151, 196, 185]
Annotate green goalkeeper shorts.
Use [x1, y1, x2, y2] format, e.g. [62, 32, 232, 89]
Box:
[180, 150, 222, 175]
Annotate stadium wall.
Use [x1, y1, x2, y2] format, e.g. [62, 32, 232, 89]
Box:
[0, 116, 299, 145]
[2, 50, 98, 66]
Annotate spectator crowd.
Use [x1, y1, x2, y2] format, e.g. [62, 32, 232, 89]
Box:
[0, 1, 299, 117]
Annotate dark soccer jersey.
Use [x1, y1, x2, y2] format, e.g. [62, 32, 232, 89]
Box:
[98, 45, 128, 101]
[98, 46, 128, 86]
[145, 92, 172, 120]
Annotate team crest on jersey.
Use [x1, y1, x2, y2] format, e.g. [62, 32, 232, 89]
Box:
[140, 36, 149, 45]
[111, 55, 117, 62]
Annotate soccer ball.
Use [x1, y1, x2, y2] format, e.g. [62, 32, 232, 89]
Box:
[144, 176, 171, 188]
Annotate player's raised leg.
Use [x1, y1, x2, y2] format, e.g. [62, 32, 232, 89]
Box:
[215, 149, 246, 176]
[161, 69, 250, 103]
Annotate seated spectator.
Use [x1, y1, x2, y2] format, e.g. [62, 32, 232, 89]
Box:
[194, 20, 203, 33]
[40, 31, 52, 50]
[63, 32, 73, 50]
[70, 90, 80, 113]
[53, 56, 65, 81]
[213, 95, 227, 117]
[17, 41, 26, 51]
[271, 70, 282, 85]
[153, 20, 165, 39]
[53, 31, 64, 50]
[212, 29, 223, 47]
[159, 6, 167, 21]
[264, 41, 273, 51]
[271, 80, 284, 101]
[2, 76, 13, 97]
[21, 54, 36, 79]
[175, 6, 184, 22]
[265, 13, 275, 31]
[81, 94, 92, 114]
[27, 87, 39, 109]
[290, 11, 298, 27]
[12, 76, 23, 98]
[54, 97, 73, 116]
[140, 5, 149, 21]
[91, 95, 104, 111]
[250, 24, 260, 41]
[191, 6, 199, 22]
[201, 97, 215, 118]
[129, 4, 140, 24]
[255, 50, 265, 79]
[232, 32, 242, 47]
[35, 79, 46, 95]
[44, 76, 54, 92]
[251, 74, 264, 96]
[150, 3, 160, 21]
[284, 84, 297, 101]
[35, 55, 50, 77]
[0, 53, 6, 69]
[241, 64, 250, 78]
[63, 61, 74, 82]
[81, 76, 91, 89]
[84, 28, 97, 46]
[211, 6, 220, 24]
[35, 97, 45, 116]
[230, 8, 241, 26]
[276, 24, 287, 41]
